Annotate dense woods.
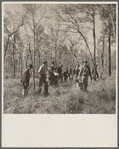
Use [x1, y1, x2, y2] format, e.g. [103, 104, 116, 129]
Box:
[4, 4, 116, 88]
[3, 3, 117, 115]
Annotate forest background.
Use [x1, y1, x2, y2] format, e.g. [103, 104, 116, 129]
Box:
[3, 3, 117, 114]
[4, 3, 116, 88]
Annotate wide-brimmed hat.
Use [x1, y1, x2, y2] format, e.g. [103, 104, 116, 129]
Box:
[28, 64, 33, 68]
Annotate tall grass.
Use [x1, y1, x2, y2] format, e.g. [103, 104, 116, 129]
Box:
[4, 71, 116, 114]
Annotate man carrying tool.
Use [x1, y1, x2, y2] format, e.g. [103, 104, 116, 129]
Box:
[21, 64, 33, 96]
[79, 60, 92, 91]
[38, 61, 49, 97]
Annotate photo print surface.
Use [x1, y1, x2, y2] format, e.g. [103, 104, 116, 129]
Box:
[2, 2, 118, 148]
[3, 2, 117, 114]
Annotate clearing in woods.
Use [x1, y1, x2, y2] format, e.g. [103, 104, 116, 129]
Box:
[4, 71, 116, 114]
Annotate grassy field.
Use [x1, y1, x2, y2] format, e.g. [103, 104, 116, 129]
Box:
[4, 71, 116, 114]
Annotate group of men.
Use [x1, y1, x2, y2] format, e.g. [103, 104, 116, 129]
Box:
[21, 59, 99, 97]
[49, 61, 63, 86]
[20, 61, 64, 97]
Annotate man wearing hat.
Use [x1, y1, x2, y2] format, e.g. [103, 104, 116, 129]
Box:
[38, 61, 49, 96]
[21, 64, 33, 96]
[79, 60, 92, 91]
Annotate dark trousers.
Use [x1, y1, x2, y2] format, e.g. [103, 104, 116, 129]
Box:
[38, 74, 49, 95]
[49, 74, 58, 86]
[58, 73, 63, 83]
[64, 72, 69, 82]
[80, 76, 88, 91]
[64, 76, 67, 82]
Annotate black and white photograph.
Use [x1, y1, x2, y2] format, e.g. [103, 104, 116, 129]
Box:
[2, 1, 118, 147]
[3, 2, 117, 114]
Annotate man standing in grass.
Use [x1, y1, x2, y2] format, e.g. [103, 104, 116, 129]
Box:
[57, 65, 63, 83]
[21, 64, 33, 96]
[63, 67, 70, 82]
[38, 61, 49, 97]
[79, 60, 92, 91]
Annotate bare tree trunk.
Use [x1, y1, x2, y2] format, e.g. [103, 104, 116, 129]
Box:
[109, 5, 111, 76]
[93, 11, 96, 64]
[100, 15, 105, 79]
[4, 59, 6, 77]
[4, 36, 10, 59]
[28, 43, 33, 64]
[33, 24, 36, 89]
[38, 50, 40, 67]
[51, 40, 53, 61]
[20, 57, 22, 76]
[13, 35, 16, 78]
[72, 50, 74, 66]
[55, 42, 57, 67]
[102, 26, 105, 71]
[93, 9, 96, 80]
[72, 46, 74, 65]
[64, 51, 66, 68]
[26, 57, 27, 68]
[50, 51, 52, 62]
[19, 54, 20, 72]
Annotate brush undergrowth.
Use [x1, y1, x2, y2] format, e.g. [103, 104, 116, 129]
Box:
[4, 71, 116, 114]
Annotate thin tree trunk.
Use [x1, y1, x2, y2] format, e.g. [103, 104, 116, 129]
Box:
[20, 57, 22, 76]
[93, 10, 96, 80]
[64, 51, 66, 68]
[93, 11, 96, 64]
[51, 51, 52, 62]
[33, 24, 35, 89]
[28, 43, 33, 64]
[109, 5, 111, 76]
[100, 9, 106, 79]
[72, 46, 74, 65]
[100, 32, 105, 79]
[102, 23, 105, 71]
[4, 36, 10, 59]
[13, 35, 15, 78]
[38, 50, 40, 67]
[102, 37, 105, 69]
[26, 57, 27, 68]
[51, 40, 53, 61]
[19, 54, 20, 72]
[55, 42, 57, 67]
